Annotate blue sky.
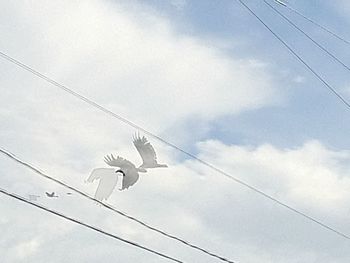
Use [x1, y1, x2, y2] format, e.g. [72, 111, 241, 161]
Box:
[149, 0, 350, 149]
[1, 1, 350, 262]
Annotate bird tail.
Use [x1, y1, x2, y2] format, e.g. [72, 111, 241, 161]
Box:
[138, 167, 147, 173]
[157, 164, 168, 168]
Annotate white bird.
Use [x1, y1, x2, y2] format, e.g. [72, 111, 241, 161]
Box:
[87, 134, 168, 201]
[87, 167, 124, 201]
[104, 155, 145, 190]
[133, 134, 168, 170]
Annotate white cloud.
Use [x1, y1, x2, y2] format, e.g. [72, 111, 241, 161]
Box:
[1, 0, 348, 262]
[13, 238, 41, 260]
[0, 0, 279, 134]
[195, 140, 350, 212]
[1, 138, 350, 262]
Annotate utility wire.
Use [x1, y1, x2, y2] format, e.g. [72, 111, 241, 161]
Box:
[274, 0, 350, 46]
[0, 49, 349, 241]
[236, 0, 350, 108]
[0, 148, 235, 263]
[235, 0, 350, 240]
[264, 0, 350, 72]
[0, 187, 184, 263]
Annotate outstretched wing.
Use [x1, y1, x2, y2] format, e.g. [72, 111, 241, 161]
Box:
[87, 168, 115, 182]
[104, 154, 136, 169]
[87, 168, 118, 201]
[121, 169, 139, 190]
[133, 134, 157, 166]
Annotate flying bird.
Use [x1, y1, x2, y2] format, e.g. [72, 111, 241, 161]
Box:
[133, 134, 168, 170]
[104, 155, 145, 190]
[45, 192, 58, 198]
[87, 168, 124, 201]
[87, 134, 168, 201]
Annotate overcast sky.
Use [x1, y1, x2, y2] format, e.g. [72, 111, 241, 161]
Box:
[1, 0, 350, 262]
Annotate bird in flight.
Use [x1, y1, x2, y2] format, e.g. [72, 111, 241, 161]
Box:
[87, 167, 125, 201]
[45, 192, 58, 198]
[87, 134, 168, 201]
[133, 133, 168, 170]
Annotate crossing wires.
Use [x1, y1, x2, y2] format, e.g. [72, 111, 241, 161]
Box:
[264, 0, 350, 72]
[274, 0, 350, 46]
[235, 0, 350, 109]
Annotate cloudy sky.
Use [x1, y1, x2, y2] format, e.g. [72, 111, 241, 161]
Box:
[1, 0, 350, 262]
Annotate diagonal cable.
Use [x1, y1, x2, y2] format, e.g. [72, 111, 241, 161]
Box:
[274, 0, 350, 46]
[0, 47, 349, 241]
[0, 187, 184, 263]
[235, 0, 350, 109]
[0, 148, 235, 263]
[264, 0, 350, 72]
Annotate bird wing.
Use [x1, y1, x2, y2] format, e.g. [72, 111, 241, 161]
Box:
[121, 168, 139, 190]
[133, 134, 157, 166]
[87, 168, 115, 182]
[87, 168, 119, 201]
[104, 154, 136, 169]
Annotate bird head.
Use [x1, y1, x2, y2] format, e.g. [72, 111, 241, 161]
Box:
[116, 169, 126, 176]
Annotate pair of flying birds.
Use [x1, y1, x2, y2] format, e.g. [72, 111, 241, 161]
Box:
[87, 134, 167, 201]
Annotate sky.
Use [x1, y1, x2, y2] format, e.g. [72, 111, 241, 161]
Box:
[0, 0, 350, 262]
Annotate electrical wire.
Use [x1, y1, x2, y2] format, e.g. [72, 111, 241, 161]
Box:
[264, 0, 350, 72]
[0, 48, 349, 241]
[0, 187, 184, 263]
[274, 0, 350, 46]
[236, 0, 350, 108]
[0, 148, 235, 263]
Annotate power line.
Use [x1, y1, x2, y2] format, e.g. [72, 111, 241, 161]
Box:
[240, 0, 350, 240]
[264, 0, 350, 72]
[236, 0, 350, 109]
[0, 49, 349, 241]
[0, 148, 235, 263]
[0, 187, 184, 263]
[274, 0, 350, 46]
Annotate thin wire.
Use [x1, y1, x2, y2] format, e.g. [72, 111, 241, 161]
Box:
[264, 0, 350, 72]
[236, 0, 350, 108]
[0, 50, 349, 241]
[0, 148, 235, 263]
[0, 187, 184, 263]
[274, 0, 350, 46]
